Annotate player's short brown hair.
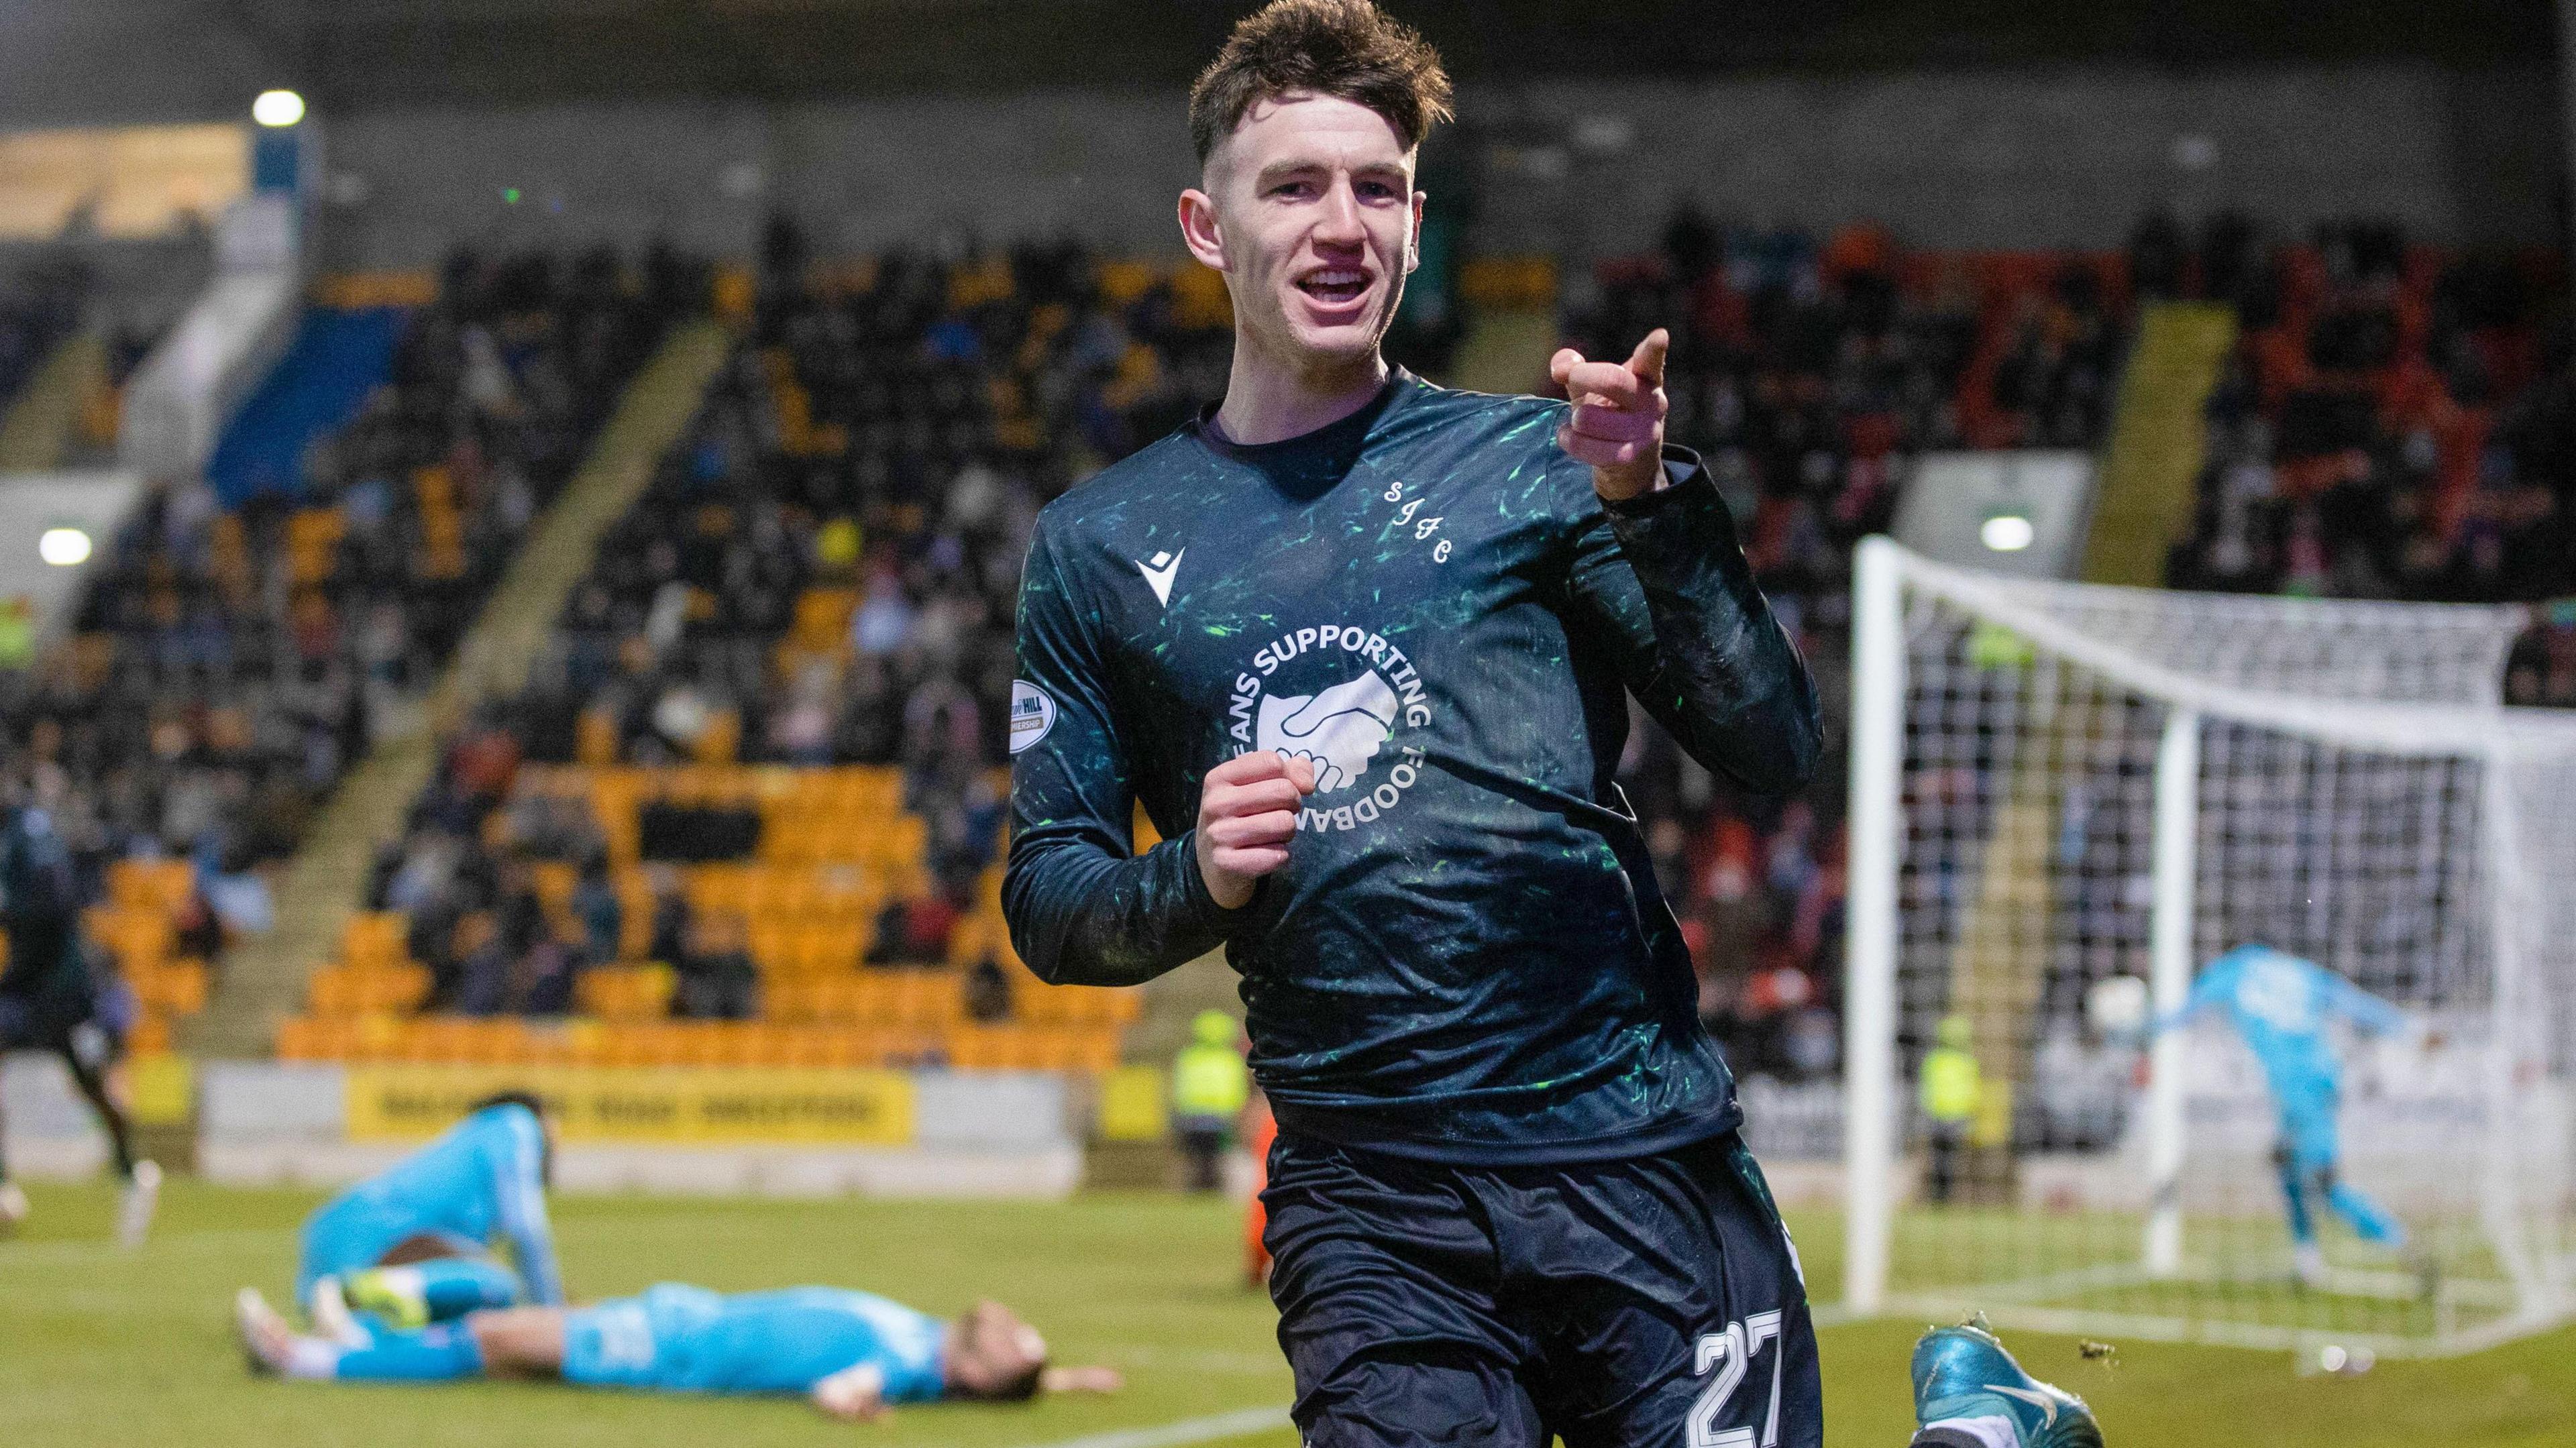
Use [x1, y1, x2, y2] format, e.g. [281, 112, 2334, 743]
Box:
[1188, 0, 1454, 164]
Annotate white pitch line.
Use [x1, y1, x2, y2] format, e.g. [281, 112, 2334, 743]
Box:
[0, 1226, 278, 1266]
[1014, 1404, 1290, 1448]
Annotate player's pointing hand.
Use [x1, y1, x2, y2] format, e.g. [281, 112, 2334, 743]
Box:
[1550, 328, 1670, 502]
[1195, 750, 1316, 910]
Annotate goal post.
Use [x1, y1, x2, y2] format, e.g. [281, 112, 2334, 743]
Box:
[1838, 535, 2576, 1356]
[2143, 706, 2198, 1280]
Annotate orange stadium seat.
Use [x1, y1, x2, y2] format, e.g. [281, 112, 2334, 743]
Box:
[577, 964, 675, 1020]
[307, 963, 432, 1017]
[341, 911, 411, 969]
[129, 959, 211, 1016]
[107, 858, 196, 913]
[530, 861, 578, 912]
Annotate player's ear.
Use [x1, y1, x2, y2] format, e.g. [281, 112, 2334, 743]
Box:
[1405, 190, 1425, 275]
[1179, 189, 1228, 274]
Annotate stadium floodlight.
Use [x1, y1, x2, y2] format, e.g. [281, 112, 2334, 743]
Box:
[253, 89, 306, 127]
[38, 526, 91, 566]
[1978, 510, 2035, 553]
[1840, 535, 2576, 1357]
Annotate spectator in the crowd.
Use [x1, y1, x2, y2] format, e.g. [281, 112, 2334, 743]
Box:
[0, 244, 697, 1029]
[673, 911, 757, 1021]
[570, 851, 622, 968]
[644, 865, 692, 967]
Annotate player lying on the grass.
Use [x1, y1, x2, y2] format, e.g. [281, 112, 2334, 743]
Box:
[2147, 942, 2418, 1287]
[0, 787, 159, 1247]
[294, 1093, 562, 1329]
[236, 1280, 1123, 1420]
[246, 1282, 2098, 1448]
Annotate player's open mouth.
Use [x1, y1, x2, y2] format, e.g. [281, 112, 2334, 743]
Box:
[1296, 268, 1371, 306]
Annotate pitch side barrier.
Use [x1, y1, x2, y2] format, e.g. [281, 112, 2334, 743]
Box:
[181, 1061, 1081, 1198]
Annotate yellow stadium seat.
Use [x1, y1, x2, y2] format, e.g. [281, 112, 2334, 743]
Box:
[692, 710, 742, 765]
[108, 858, 196, 913]
[763, 979, 814, 1022]
[1075, 1029, 1121, 1073]
[595, 1024, 653, 1068]
[1097, 258, 1158, 305]
[458, 1019, 520, 1066]
[342, 911, 409, 969]
[946, 1025, 1003, 1071]
[577, 964, 674, 1021]
[531, 861, 578, 911]
[790, 588, 859, 653]
[275, 1017, 321, 1060]
[134, 959, 211, 1016]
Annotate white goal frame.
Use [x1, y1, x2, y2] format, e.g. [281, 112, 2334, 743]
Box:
[1840, 535, 2576, 1357]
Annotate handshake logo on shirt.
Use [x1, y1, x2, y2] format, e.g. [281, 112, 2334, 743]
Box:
[1256, 671, 1400, 795]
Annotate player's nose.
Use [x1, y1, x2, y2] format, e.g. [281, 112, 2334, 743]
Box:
[1313, 176, 1366, 244]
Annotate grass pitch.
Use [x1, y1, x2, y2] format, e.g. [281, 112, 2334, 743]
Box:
[2, 1179, 2571, 1447]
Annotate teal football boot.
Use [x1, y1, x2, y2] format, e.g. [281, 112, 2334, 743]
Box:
[1911, 1321, 2104, 1448]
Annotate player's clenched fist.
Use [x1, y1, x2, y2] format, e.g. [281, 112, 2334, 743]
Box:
[1195, 750, 1316, 910]
[1550, 328, 1670, 502]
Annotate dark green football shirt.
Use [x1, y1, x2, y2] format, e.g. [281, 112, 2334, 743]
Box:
[1004, 371, 1819, 1163]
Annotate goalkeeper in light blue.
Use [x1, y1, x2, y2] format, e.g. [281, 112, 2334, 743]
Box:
[2156, 944, 2412, 1284]
[294, 1093, 563, 1331]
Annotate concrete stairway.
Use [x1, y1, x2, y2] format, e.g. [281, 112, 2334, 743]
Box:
[0, 333, 105, 471]
[189, 319, 734, 1057]
[2080, 302, 2238, 586]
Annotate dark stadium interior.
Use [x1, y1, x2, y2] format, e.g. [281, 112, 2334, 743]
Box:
[4, 3, 2576, 1437]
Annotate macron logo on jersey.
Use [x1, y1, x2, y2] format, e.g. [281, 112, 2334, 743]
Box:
[1135, 549, 1183, 607]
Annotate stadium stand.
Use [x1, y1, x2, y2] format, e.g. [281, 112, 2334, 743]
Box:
[244, 213, 2576, 1089]
[2159, 217, 2561, 599]
[2146, 213, 2575, 706]
[2, 245, 702, 1061]
[1567, 213, 2133, 1088]
[270, 217, 2158, 1087]
[276, 234, 1210, 1072]
[0, 254, 87, 419]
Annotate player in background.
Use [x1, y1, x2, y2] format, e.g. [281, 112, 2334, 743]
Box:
[0, 787, 158, 1246]
[1171, 1008, 1250, 1191]
[1002, 5, 1825, 1443]
[2149, 943, 2414, 1286]
[235, 1279, 1123, 1420]
[294, 1093, 562, 1335]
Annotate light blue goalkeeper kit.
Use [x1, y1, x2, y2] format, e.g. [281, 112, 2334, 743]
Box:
[561, 1284, 945, 1398]
[2164, 944, 2408, 1247]
[320, 1282, 947, 1402]
[297, 1101, 561, 1308]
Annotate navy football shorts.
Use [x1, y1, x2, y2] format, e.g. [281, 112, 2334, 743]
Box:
[1263, 1130, 1822, 1448]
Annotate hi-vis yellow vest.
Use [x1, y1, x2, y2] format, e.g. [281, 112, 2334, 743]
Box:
[1919, 1046, 1982, 1124]
[1173, 1043, 1248, 1118]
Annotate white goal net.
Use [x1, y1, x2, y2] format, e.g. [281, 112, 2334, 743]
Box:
[1840, 536, 2576, 1357]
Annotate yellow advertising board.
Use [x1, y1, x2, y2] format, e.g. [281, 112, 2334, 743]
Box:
[343, 1067, 916, 1146]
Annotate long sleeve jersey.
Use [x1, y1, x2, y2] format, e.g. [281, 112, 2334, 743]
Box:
[2161, 944, 2411, 1101]
[1004, 372, 1820, 1163]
